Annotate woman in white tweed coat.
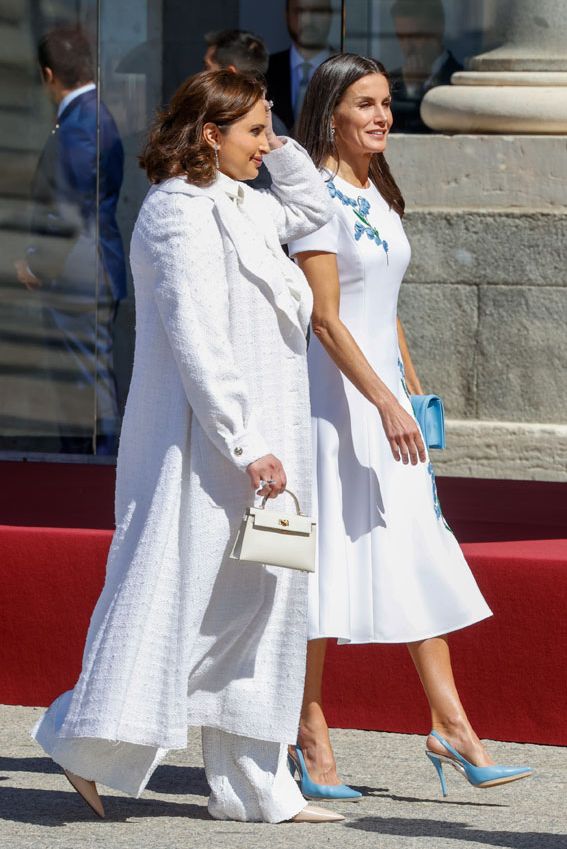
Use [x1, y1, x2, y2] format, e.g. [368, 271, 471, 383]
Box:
[32, 71, 338, 824]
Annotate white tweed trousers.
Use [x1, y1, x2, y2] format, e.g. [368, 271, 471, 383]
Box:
[34, 691, 305, 822]
[202, 727, 305, 823]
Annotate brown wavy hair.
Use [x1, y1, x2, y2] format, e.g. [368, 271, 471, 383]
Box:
[296, 54, 405, 217]
[140, 70, 265, 185]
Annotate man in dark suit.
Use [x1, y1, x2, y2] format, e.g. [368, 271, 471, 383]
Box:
[389, 0, 462, 133]
[266, 0, 335, 133]
[15, 26, 126, 454]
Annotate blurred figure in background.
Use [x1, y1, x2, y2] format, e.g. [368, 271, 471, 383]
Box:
[204, 29, 287, 189]
[204, 28, 268, 76]
[389, 0, 461, 133]
[15, 26, 126, 454]
[266, 0, 335, 133]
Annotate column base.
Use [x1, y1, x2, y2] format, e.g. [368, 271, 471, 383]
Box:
[421, 71, 567, 133]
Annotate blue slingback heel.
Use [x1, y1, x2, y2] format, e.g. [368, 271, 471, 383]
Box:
[288, 745, 362, 802]
[426, 730, 533, 797]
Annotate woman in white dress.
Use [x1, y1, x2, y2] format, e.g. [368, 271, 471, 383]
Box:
[31, 70, 344, 824]
[287, 54, 532, 798]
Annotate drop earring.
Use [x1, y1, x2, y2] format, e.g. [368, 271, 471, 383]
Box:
[213, 143, 220, 170]
[329, 126, 336, 143]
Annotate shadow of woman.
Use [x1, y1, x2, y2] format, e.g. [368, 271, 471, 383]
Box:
[0, 756, 59, 775]
[0, 785, 211, 827]
[354, 784, 506, 808]
[345, 816, 565, 848]
[146, 763, 208, 796]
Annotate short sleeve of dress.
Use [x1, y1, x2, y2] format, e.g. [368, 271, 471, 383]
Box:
[288, 213, 340, 257]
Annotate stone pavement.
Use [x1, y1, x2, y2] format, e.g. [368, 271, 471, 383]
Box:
[0, 706, 565, 849]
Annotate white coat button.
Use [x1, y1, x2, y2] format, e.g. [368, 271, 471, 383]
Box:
[234, 447, 243, 456]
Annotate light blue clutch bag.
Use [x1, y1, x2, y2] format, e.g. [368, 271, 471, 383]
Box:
[410, 394, 446, 450]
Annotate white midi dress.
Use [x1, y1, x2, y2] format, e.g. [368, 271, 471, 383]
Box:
[289, 173, 492, 644]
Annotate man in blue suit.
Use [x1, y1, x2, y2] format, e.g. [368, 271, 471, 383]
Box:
[16, 26, 126, 454]
[265, 0, 334, 133]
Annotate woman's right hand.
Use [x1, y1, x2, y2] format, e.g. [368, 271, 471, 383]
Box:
[377, 395, 427, 465]
[247, 454, 287, 499]
[263, 98, 283, 151]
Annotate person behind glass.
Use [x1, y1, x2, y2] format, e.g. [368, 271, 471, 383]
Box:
[286, 53, 533, 800]
[203, 28, 287, 189]
[31, 69, 344, 825]
[389, 0, 462, 133]
[15, 26, 126, 454]
[266, 0, 335, 133]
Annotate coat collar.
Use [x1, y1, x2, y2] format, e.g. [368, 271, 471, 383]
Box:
[58, 87, 97, 123]
[155, 176, 308, 349]
[214, 170, 245, 206]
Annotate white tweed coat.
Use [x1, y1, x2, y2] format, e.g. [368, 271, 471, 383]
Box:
[32, 140, 332, 795]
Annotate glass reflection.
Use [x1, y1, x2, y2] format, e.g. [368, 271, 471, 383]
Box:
[389, 0, 461, 133]
[266, 0, 338, 133]
[1, 5, 126, 455]
[27, 26, 125, 454]
[343, 0, 494, 135]
[1, 0, 347, 458]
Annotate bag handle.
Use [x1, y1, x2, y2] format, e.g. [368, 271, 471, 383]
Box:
[260, 488, 303, 515]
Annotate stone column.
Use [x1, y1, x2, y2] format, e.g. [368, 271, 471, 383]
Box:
[421, 0, 567, 133]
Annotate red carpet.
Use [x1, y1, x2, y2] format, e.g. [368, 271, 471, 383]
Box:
[0, 526, 111, 707]
[324, 539, 567, 746]
[1, 521, 566, 745]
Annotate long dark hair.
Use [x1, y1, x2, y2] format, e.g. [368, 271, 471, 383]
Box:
[296, 53, 405, 217]
[140, 70, 264, 185]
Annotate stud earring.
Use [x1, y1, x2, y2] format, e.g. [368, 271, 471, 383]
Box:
[213, 143, 220, 170]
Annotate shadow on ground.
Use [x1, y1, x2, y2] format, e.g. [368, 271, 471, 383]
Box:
[0, 756, 59, 774]
[0, 755, 209, 795]
[0, 786, 211, 827]
[355, 784, 507, 809]
[146, 764, 208, 796]
[346, 816, 565, 848]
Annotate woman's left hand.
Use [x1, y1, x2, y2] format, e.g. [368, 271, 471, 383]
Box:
[264, 98, 283, 151]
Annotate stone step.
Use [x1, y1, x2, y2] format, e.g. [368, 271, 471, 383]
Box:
[433, 419, 567, 481]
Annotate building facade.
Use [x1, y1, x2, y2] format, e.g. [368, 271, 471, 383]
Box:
[0, 0, 565, 479]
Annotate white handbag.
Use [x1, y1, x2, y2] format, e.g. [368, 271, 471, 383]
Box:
[229, 489, 316, 572]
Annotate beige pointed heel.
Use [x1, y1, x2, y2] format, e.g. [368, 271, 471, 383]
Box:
[63, 769, 105, 818]
[290, 803, 345, 823]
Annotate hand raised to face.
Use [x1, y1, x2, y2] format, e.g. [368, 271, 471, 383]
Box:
[264, 98, 284, 151]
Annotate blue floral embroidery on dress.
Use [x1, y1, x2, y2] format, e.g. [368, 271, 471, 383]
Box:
[398, 356, 411, 400]
[427, 461, 454, 533]
[427, 461, 442, 519]
[327, 180, 389, 263]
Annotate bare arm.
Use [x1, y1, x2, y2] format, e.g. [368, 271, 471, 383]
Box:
[296, 250, 426, 465]
[397, 317, 424, 395]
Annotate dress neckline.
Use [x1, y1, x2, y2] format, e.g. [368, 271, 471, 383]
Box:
[324, 170, 373, 192]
